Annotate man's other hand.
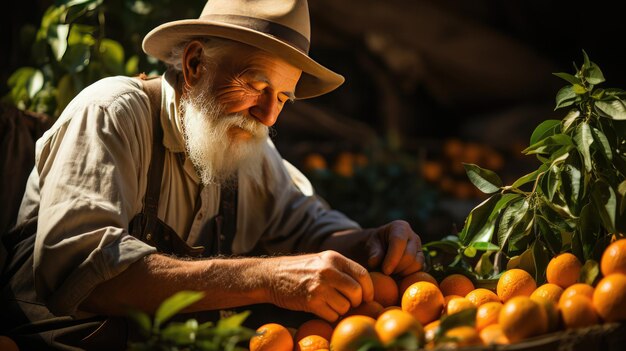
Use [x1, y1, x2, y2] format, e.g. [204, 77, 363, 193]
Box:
[365, 220, 424, 276]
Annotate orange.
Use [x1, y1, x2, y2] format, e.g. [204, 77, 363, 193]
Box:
[546, 253, 582, 289]
[530, 283, 564, 305]
[560, 295, 599, 329]
[295, 335, 329, 351]
[592, 273, 626, 322]
[344, 301, 384, 319]
[334, 152, 355, 177]
[534, 299, 560, 332]
[295, 319, 334, 342]
[398, 271, 438, 295]
[439, 274, 475, 297]
[499, 296, 548, 342]
[423, 320, 440, 343]
[475, 301, 503, 331]
[497, 269, 537, 302]
[479, 324, 510, 345]
[401, 282, 444, 325]
[303, 153, 327, 171]
[250, 323, 294, 351]
[466, 288, 500, 306]
[440, 326, 482, 347]
[330, 315, 380, 351]
[374, 309, 424, 345]
[601, 239, 626, 276]
[443, 294, 463, 309]
[0, 336, 19, 351]
[558, 283, 594, 308]
[421, 161, 444, 182]
[370, 272, 399, 307]
[446, 297, 474, 316]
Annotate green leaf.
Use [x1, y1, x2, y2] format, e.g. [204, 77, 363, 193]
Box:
[536, 215, 562, 255]
[523, 134, 573, 155]
[435, 308, 477, 342]
[590, 126, 612, 161]
[562, 110, 580, 132]
[125, 55, 139, 76]
[497, 197, 530, 248]
[154, 291, 204, 330]
[579, 259, 600, 285]
[27, 69, 44, 99]
[460, 194, 520, 246]
[459, 194, 502, 244]
[577, 203, 600, 260]
[530, 119, 561, 145]
[591, 179, 617, 233]
[475, 251, 495, 277]
[574, 122, 594, 172]
[127, 310, 152, 337]
[47, 24, 70, 61]
[470, 241, 500, 251]
[510, 167, 543, 190]
[596, 99, 626, 120]
[216, 311, 250, 330]
[553, 72, 581, 85]
[560, 158, 583, 216]
[161, 319, 198, 345]
[463, 246, 477, 258]
[540, 165, 559, 201]
[619, 180, 626, 216]
[555, 85, 576, 110]
[463, 163, 502, 194]
[585, 62, 606, 85]
[573, 84, 587, 94]
[100, 38, 125, 75]
[532, 240, 551, 284]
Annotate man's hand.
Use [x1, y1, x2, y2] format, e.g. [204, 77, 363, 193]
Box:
[365, 220, 425, 276]
[262, 250, 374, 322]
[321, 220, 425, 277]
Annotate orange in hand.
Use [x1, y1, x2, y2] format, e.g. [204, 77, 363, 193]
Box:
[370, 272, 399, 307]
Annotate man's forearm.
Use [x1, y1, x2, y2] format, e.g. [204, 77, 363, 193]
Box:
[319, 228, 373, 266]
[80, 253, 269, 315]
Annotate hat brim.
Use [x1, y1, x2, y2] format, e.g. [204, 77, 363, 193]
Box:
[143, 19, 344, 99]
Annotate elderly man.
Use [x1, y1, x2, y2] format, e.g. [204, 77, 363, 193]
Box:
[1, 0, 423, 348]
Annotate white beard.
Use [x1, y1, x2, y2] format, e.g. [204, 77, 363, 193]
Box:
[180, 80, 268, 187]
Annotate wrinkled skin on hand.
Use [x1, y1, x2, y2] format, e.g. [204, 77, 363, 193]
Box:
[263, 250, 374, 322]
[365, 220, 425, 276]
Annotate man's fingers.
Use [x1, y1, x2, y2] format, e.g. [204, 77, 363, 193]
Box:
[314, 303, 340, 322]
[381, 225, 408, 275]
[325, 289, 352, 316]
[339, 256, 374, 303]
[367, 235, 384, 269]
[326, 269, 364, 307]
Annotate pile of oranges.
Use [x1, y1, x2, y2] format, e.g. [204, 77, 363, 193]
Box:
[249, 239, 626, 350]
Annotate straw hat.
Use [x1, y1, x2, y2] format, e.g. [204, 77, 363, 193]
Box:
[142, 0, 344, 99]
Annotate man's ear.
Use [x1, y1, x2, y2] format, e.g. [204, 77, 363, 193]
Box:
[182, 41, 206, 88]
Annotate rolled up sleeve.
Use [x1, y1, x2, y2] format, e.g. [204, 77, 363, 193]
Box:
[33, 78, 157, 316]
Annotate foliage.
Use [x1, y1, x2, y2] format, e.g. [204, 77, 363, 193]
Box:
[425, 52, 626, 284]
[304, 144, 439, 231]
[127, 291, 256, 351]
[3, 0, 205, 118]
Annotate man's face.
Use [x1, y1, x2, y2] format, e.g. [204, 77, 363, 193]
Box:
[180, 45, 302, 186]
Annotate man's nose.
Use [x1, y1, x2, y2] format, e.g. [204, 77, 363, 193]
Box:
[249, 95, 279, 127]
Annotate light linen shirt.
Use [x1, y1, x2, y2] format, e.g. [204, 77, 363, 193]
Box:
[15, 71, 359, 317]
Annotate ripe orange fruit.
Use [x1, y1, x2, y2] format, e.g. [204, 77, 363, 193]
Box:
[546, 253, 582, 289]
[440, 274, 475, 297]
[296, 335, 329, 351]
[479, 324, 510, 345]
[250, 323, 294, 351]
[330, 315, 380, 351]
[530, 283, 564, 305]
[334, 152, 355, 177]
[303, 153, 327, 171]
[401, 282, 444, 325]
[592, 273, 626, 322]
[475, 301, 503, 331]
[295, 319, 334, 342]
[423, 320, 440, 343]
[497, 269, 537, 302]
[398, 271, 438, 295]
[0, 336, 19, 351]
[601, 239, 626, 276]
[446, 297, 474, 315]
[560, 295, 599, 329]
[440, 326, 482, 347]
[466, 288, 500, 306]
[344, 301, 384, 319]
[422, 161, 444, 182]
[443, 294, 463, 309]
[370, 272, 399, 307]
[499, 296, 548, 342]
[374, 309, 425, 345]
[558, 283, 594, 308]
[534, 299, 560, 332]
